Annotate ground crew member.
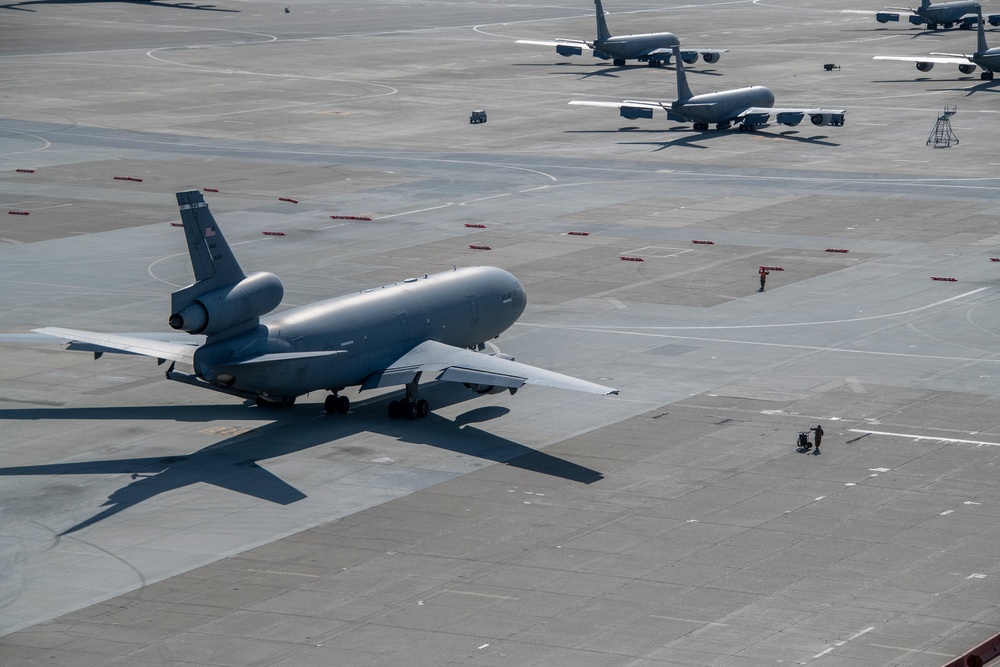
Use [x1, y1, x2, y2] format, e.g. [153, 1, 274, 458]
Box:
[811, 424, 824, 454]
[758, 267, 769, 292]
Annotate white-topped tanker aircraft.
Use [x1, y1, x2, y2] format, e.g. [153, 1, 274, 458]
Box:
[9, 191, 617, 420]
[517, 0, 725, 68]
[570, 45, 846, 132]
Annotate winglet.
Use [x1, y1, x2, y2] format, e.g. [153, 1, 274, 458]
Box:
[673, 45, 694, 101]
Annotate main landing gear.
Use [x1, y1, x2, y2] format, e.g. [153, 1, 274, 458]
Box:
[387, 374, 430, 420]
[324, 393, 350, 414]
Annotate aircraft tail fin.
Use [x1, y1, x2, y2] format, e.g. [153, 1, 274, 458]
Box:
[977, 8, 989, 52]
[175, 190, 246, 287]
[672, 45, 693, 101]
[920, 0, 931, 9]
[168, 190, 282, 339]
[594, 0, 612, 42]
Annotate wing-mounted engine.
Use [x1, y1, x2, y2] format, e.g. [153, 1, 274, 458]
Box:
[170, 271, 284, 336]
[916, 61, 934, 72]
[810, 113, 846, 126]
[557, 43, 584, 57]
[959, 64, 976, 74]
[776, 112, 804, 126]
[702, 51, 721, 64]
[462, 351, 518, 395]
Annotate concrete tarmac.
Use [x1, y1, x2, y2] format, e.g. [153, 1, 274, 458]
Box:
[2, 1, 1000, 665]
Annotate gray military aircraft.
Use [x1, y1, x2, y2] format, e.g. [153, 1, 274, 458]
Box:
[12, 191, 617, 419]
[875, 0, 1000, 29]
[569, 45, 846, 132]
[874, 8, 1000, 78]
[516, 0, 725, 68]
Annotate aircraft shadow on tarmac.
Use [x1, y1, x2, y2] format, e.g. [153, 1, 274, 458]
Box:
[1, 0, 238, 12]
[511, 63, 725, 79]
[0, 385, 603, 535]
[565, 126, 839, 148]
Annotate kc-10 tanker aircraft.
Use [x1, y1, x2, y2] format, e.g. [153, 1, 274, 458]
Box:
[570, 45, 846, 132]
[11, 191, 617, 420]
[517, 0, 725, 68]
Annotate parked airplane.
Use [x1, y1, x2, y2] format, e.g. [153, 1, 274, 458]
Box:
[875, 0, 1000, 29]
[569, 45, 846, 132]
[516, 0, 725, 68]
[9, 191, 617, 419]
[874, 8, 1000, 78]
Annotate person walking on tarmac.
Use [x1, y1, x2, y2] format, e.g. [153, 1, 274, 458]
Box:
[758, 266, 769, 293]
[810, 424, 824, 454]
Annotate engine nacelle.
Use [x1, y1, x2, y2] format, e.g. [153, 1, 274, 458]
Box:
[990, 14, 1000, 26]
[775, 112, 804, 126]
[681, 51, 699, 64]
[621, 105, 654, 120]
[959, 64, 977, 74]
[169, 271, 283, 335]
[810, 113, 845, 127]
[556, 44, 583, 57]
[916, 61, 934, 72]
[702, 51, 721, 64]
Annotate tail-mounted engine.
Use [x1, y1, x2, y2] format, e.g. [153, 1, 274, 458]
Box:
[169, 271, 283, 336]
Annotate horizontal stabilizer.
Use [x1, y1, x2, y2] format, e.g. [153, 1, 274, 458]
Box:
[228, 350, 347, 366]
[32, 327, 200, 363]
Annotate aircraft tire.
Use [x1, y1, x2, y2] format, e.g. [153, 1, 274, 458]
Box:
[416, 399, 429, 418]
[337, 395, 350, 414]
[388, 400, 401, 419]
[983, 71, 995, 80]
[613, 58, 626, 67]
[324, 395, 339, 414]
[927, 22, 938, 29]
[693, 123, 709, 131]
[943, 22, 953, 29]
[406, 403, 419, 420]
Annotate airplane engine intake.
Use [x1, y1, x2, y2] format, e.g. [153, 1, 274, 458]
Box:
[959, 64, 976, 74]
[916, 61, 934, 72]
[169, 271, 284, 335]
[681, 52, 699, 64]
[810, 113, 845, 127]
[702, 52, 720, 64]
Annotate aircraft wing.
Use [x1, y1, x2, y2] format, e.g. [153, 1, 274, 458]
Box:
[569, 99, 669, 110]
[874, 55, 972, 65]
[28, 327, 201, 363]
[748, 106, 847, 116]
[516, 39, 595, 53]
[645, 47, 728, 60]
[361, 340, 618, 396]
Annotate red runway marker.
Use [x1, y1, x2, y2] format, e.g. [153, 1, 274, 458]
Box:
[567, 231, 590, 236]
[262, 231, 286, 236]
[8, 210, 29, 215]
[15, 168, 35, 173]
[469, 244, 492, 250]
[278, 197, 299, 203]
[760, 266, 784, 271]
[465, 223, 486, 228]
[202, 187, 219, 193]
[692, 240, 715, 245]
[931, 276, 957, 281]
[825, 248, 849, 253]
[620, 256, 644, 262]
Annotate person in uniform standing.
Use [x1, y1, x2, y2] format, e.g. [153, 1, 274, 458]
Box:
[758, 267, 769, 293]
[811, 424, 824, 454]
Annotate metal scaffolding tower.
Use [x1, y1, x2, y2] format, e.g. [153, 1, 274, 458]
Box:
[927, 106, 958, 148]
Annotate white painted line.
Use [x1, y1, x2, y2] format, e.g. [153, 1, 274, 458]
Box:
[376, 203, 454, 219]
[813, 626, 875, 659]
[651, 614, 728, 627]
[870, 644, 952, 657]
[445, 590, 520, 600]
[848, 429, 1000, 447]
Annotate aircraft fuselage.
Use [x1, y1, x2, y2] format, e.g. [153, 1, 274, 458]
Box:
[919, 1, 980, 23]
[672, 86, 775, 124]
[594, 32, 678, 60]
[193, 266, 526, 400]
